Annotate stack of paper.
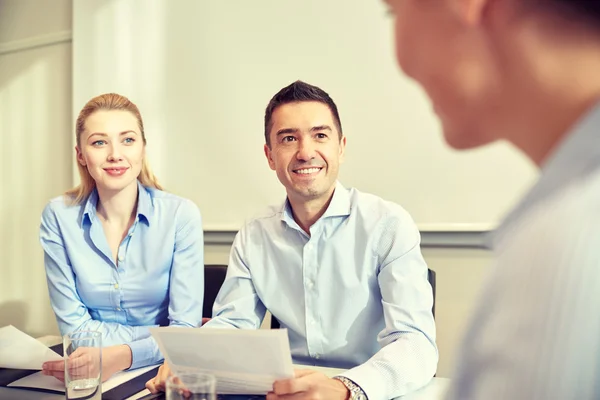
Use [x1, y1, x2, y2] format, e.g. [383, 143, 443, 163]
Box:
[150, 327, 294, 395]
[0, 325, 62, 370]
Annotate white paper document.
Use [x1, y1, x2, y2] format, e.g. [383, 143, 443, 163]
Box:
[0, 325, 62, 369]
[150, 327, 294, 395]
[7, 364, 160, 393]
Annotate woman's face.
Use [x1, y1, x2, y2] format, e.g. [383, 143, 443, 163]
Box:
[77, 110, 145, 193]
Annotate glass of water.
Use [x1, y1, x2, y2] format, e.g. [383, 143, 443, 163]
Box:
[63, 331, 102, 400]
[166, 371, 216, 400]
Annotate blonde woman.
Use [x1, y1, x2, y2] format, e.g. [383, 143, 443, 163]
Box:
[40, 93, 203, 381]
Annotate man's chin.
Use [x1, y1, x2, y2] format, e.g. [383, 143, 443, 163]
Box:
[287, 184, 324, 200]
[442, 127, 495, 150]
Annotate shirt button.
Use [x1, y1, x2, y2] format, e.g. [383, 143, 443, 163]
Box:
[314, 354, 320, 359]
[118, 255, 124, 262]
[306, 280, 314, 288]
[114, 283, 119, 289]
[116, 307, 121, 311]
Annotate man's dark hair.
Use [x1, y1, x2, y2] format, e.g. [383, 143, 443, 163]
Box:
[264, 80, 343, 147]
[537, 0, 600, 25]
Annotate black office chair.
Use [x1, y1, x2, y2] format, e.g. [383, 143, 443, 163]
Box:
[271, 268, 437, 329]
[203, 264, 228, 319]
[428, 268, 436, 318]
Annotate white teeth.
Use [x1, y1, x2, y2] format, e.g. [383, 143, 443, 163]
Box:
[295, 168, 321, 174]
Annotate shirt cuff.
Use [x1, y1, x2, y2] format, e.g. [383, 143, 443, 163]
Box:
[127, 336, 163, 370]
[338, 363, 388, 400]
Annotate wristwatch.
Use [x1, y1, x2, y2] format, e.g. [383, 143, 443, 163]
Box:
[334, 376, 368, 400]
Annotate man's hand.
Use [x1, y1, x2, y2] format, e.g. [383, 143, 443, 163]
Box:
[267, 369, 350, 400]
[145, 362, 173, 393]
[42, 344, 132, 383]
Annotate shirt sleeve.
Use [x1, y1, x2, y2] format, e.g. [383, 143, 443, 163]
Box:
[130, 199, 204, 369]
[340, 208, 438, 400]
[203, 226, 267, 330]
[167, 199, 204, 328]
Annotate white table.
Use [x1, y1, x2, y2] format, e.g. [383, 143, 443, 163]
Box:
[0, 336, 449, 400]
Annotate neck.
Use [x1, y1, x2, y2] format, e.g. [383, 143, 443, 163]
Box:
[499, 15, 600, 166]
[288, 186, 336, 234]
[96, 181, 139, 226]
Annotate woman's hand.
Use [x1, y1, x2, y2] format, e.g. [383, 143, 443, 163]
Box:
[42, 344, 132, 383]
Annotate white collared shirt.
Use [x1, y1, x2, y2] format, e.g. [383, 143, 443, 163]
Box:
[204, 182, 438, 400]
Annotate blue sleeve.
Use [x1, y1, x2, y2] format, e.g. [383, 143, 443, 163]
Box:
[167, 199, 204, 327]
[340, 209, 438, 400]
[130, 199, 204, 369]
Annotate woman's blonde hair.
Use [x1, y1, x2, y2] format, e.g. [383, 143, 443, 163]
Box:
[65, 93, 163, 204]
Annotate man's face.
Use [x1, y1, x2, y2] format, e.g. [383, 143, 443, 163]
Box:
[264, 101, 346, 204]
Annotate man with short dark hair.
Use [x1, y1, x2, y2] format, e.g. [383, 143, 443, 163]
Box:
[147, 81, 438, 400]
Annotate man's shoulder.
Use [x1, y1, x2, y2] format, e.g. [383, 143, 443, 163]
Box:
[348, 187, 415, 224]
[500, 170, 600, 262]
[238, 202, 283, 233]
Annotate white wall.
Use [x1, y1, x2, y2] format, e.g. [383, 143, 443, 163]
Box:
[0, 0, 492, 379]
[0, 0, 73, 338]
[72, 0, 537, 232]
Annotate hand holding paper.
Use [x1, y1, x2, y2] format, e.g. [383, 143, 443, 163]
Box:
[150, 327, 294, 395]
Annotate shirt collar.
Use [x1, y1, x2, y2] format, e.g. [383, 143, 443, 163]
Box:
[79, 181, 153, 227]
[491, 101, 600, 247]
[280, 181, 351, 227]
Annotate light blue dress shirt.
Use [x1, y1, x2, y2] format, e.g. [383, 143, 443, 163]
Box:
[40, 182, 204, 370]
[447, 102, 600, 399]
[203, 182, 438, 400]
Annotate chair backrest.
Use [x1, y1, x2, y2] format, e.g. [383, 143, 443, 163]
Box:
[270, 268, 437, 329]
[203, 264, 228, 318]
[428, 268, 436, 317]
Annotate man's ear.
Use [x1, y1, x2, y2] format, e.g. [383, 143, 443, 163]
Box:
[339, 136, 347, 164]
[264, 143, 276, 171]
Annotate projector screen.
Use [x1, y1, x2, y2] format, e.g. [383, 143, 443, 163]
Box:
[73, 0, 537, 232]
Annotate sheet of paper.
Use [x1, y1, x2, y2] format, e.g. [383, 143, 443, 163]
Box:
[7, 364, 160, 393]
[150, 327, 294, 395]
[0, 325, 62, 369]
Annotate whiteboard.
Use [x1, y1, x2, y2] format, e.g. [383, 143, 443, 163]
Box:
[72, 0, 537, 232]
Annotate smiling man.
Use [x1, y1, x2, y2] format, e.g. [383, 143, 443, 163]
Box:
[146, 81, 438, 399]
[210, 81, 437, 400]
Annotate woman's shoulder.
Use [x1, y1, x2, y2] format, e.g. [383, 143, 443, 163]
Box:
[143, 186, 202, 219]
[42, 194, 83, 217]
